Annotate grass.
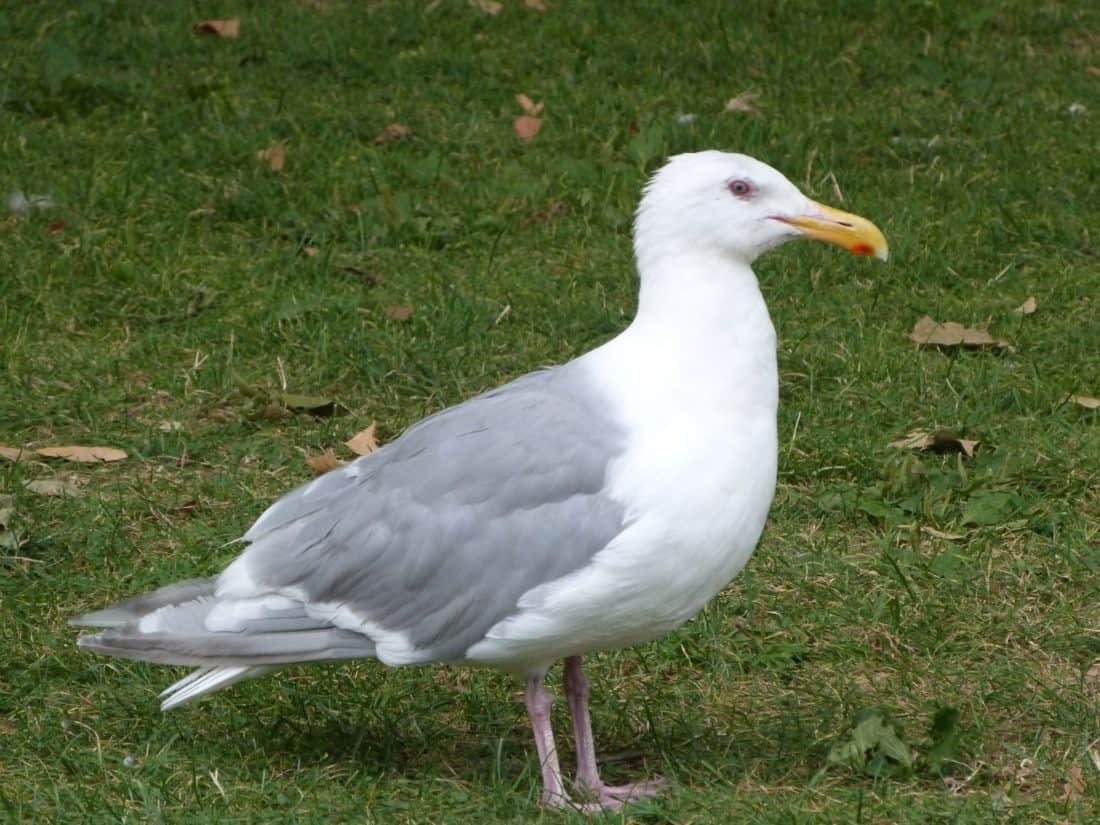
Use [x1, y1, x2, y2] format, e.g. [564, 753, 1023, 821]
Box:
[1, 0, 1097, 821]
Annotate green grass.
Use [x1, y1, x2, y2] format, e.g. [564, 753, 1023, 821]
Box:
[1, 0, 1097, 822]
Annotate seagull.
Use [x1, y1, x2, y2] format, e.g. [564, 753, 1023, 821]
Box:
[73, 151, 887, 813]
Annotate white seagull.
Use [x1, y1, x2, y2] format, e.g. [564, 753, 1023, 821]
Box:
[73, 151, 888, 813]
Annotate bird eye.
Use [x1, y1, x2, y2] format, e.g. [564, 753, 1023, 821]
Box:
[728, 179, 754, 199]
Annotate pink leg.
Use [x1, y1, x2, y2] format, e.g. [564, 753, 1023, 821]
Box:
[562, 656, 666, 807]
[525, 674, 568, 809]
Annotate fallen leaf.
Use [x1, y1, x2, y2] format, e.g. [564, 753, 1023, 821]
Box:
[306, 448, 342, 475]
[374, 123, 412, 145]
[35, 446, 127, 463]
[475, 0, 503, 14]
[281, 394, 339, 416]
[256, 141, 287, 172]
[513, 115, 542, 141]
[46, 219, 67, 235]
[194, 19, 240, 39]
[1013, 296, 1037, 315]
[23, 479, 83, 497]
[909, 316, 1012, 351]
[345, 423, 379, 456]
[515, 93, 544, 116]
[1062, 765, 1085, 802]
[0, 494, 21, 551]
[524, 0, 547, 9]
[1088, 66, 1100, 78]
[0, 446, 33, 462]
[887, 429, 979, 458]
[302, 246, 319, 258]
[724, 91, 760, 114]
[385, 305, 413, 321]
[1067, 394, 1100, 410]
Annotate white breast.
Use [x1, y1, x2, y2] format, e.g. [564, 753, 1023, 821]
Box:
[466, 259, 779, 674]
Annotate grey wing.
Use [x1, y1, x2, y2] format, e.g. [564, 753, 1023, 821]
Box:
[227, 364, 629, 663]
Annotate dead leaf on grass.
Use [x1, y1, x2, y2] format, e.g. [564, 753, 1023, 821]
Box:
[513, 115, 542, 141]
[887, 429, 979, 458]
[23, 479, 83, 497]
[385, 305, 413, 321]
[724, 91, 760, 114]
[301, 246, 319, 258]
[1062, 765, 1086, 802]
[34, 446, 128, 463]
[281, 394, 339, 417]
[475, 0, 503, 15]
[46, 219, 67, 235]
[515, 93, 544, 116]
[909, 315, 1013, 351]
[345, 423, 379, 456]
[256, 141, 287, 172]
[1013, 296, 1037, 315]
[374, 123, 412, 145]
[306, 448, 342, 475]
[194, 19, 240, 39]
[1066, 394, 1100, 410]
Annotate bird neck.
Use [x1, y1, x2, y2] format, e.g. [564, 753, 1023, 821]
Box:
[598, 249, 779, 416]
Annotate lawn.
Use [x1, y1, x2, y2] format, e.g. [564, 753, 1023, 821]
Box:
[1, 1, 1097, 822]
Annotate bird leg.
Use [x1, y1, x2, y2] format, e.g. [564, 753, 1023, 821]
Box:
[524, 674, 569, 809]
[562, 655, 665, 807]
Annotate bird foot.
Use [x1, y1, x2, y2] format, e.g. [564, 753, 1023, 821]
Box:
[542, 778, 666, 814]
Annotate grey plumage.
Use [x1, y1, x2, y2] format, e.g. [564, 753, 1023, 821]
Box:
[74, 363, 629, 701]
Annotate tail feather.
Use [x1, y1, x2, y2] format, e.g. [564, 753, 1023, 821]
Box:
[74, 585, 377, 707]
[159, 665, 275, 710]
[70, 579, 217, 628]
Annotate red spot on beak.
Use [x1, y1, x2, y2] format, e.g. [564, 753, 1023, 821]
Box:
[850, 243, 874, 256]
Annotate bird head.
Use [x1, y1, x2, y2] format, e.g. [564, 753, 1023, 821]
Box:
[634, 151, 888, 267]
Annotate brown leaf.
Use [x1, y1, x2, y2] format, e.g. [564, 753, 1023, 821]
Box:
[909, 316, 1012, 351]
[475, 0, 503, 14]
[23, 479, 83, 497]
[345, 423, 379, 456]
[0, 446, 33, 462]
[256, 141, 287, 172]
[1013, 296, 1037, 315]
[513, 115, 542, 141]
[385, 305, 413, 321]
[524, 0, 548, 9]
[887, 429, 979, 458]
[194, 19, 240, 39]
[1088, 66, 1100, 77]
[302, 246, 319, 258]
[515, 93, 544, 116]
[1062, 765, 1085, 802]
[374, 123, 412, 145]
[723, 91, 760, 114]
[35, 445, 128, 463]
[1067, 394, 1100, 410]
[46, 219, 67, 235]
[306, 448, 342, 475]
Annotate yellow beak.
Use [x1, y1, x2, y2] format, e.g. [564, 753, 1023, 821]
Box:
[775, 201, 889, 261]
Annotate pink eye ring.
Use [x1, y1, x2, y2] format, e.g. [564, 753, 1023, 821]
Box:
[728, 179, 754, 198]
